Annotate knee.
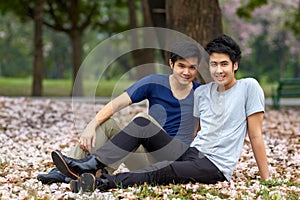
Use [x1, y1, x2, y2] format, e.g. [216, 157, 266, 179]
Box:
[132, 116, 151, 127]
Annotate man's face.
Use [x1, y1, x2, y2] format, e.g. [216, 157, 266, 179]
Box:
[170, 57, 199, 85]
[209, 52, 238, 91]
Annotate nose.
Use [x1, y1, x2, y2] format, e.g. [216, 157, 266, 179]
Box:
[183, 68, 191, 75]
[215, 65, 223, 73]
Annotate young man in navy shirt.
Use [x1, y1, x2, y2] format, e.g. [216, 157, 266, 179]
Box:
[38, 41, 203, 184]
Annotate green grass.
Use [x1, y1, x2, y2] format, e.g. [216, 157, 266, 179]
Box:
[0, 77, 274, 97]
[0, 77, 134, 97]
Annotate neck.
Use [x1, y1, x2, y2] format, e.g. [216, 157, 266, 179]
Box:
[218, 79, 237, 92]
[170, 75, 192, 90]
[169, 75, 193, 100]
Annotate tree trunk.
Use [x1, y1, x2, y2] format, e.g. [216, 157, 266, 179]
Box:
[70, 0, 83, 96]
[135, 0, 155, 79]
[32, 0, 44, 96]
[147, 0, 170, 73]
[166, 0, 222, 45]
[148, 0, 223, 81]
[128, 0, 156, 80]
[165, 0, 222, 83]
[70, 29, 83, 96]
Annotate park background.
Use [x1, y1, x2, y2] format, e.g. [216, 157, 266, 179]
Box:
[0, 0, 299, 199]
[0, 0, 299, 98]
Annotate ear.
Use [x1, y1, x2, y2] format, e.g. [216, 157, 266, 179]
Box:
[169, 59, 174, 69]
[233, 62, 238, 71]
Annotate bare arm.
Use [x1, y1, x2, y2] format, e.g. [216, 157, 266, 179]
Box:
[247, 112, 269, 180]
[80, 92, 132, 151]
[193, 121, 200, 138]
[94, 92, 132, 125]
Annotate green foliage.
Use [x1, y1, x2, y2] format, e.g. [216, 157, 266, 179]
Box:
[285, 10, 300, 38]
[0, 1, 28, 18]
[43, 29, 72, 79]
[240, 27, 298, 82]
[261, 179, 300, 187]
[0, 0, 131, 80]
[236, 0, 268, 19]
[0, 13, 33, 77]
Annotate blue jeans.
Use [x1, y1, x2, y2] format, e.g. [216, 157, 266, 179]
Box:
[92, 116, 226, 188]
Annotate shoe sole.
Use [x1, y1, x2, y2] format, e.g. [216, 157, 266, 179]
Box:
[79, 173, 96, 192]
[70, 180, 79, 193]
[51, 150, 79, 180]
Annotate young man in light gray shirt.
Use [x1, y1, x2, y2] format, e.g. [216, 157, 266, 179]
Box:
[51, 34, 269, 192]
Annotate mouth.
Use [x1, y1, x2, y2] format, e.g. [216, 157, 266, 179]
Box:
[181, 76, 191, 81]
[215, 74, 225, 81]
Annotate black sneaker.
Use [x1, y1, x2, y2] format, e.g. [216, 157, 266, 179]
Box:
[80, 173, 96, 192]
[37, 168, 72, 184]
[70, 173, 96, 193]
[51, 150, 104, 180]
[70, 180, 80, 193]
[71, 173, 110, 193]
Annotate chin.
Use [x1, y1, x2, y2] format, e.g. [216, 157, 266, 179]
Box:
[180, 78, 190, 83]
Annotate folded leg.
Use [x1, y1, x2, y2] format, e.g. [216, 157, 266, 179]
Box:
[92, 116, 189, 167]
[102, 147, 226, 188]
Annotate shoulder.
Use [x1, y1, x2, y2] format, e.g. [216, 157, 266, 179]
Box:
[194, 82, 214, 95]
[141, 74, 169, 82]
[238, 78, 262, 90]
[238, 78, 264, 98]
[192, 81, 202, 89]
[134, 74, 169, 85]
[147, 74, 169, 79]
[239, 77, 260, 85]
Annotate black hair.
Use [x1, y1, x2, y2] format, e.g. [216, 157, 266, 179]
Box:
[205, 34, 241, 64]
[168, 41, 201, 66]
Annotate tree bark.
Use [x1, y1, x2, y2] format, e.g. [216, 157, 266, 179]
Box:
[127, 0, 156, 80]
[70, 29, 83, 96]
[147, 0, 223, 82]
[69, 0, 83, 96]
[32, 0, 44, 96]
[165, 0, 222, 83]
[166, 0, 222, 45]
[135, 0, 155, 79]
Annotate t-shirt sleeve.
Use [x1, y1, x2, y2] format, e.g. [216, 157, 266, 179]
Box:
[245, 78, 265, 117]
[125, 75, 153, 103]
[193, 87, 201, 118]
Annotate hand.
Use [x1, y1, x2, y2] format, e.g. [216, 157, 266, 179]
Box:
[79, 118, 98, 152]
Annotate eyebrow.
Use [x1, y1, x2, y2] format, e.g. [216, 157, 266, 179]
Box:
[178, 62, 198, 67]
[210, 61, 229, 64]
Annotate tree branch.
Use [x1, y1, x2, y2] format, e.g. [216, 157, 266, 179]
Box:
[79, 3, 98, 31]
[44, 0, 69, 33]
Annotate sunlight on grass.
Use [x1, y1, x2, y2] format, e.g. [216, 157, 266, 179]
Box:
[0, 77, 134, 97]
[0, 77, 274, 97]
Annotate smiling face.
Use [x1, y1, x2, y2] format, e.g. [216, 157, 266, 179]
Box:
[169, 57, 199, 86]
[209, 52, 238, 91]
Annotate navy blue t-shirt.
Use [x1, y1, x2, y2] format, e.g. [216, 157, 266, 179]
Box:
[126, 74, 201, 144]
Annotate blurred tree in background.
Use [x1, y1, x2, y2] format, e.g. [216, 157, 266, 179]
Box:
[0, 13, 33, 77]
[220, 0, 300, 81]
[0, 0, 129, 96]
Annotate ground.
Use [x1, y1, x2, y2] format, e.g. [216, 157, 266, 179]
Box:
[0, 97, 299, 199]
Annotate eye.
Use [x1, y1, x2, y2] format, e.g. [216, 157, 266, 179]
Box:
[210, 62, 217, 67]
[221, 62, 229, 67]
[190, 65, 197, 70]
[178, 63, 185, 68]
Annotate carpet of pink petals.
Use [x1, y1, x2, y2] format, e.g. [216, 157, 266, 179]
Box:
[0, 97, 299, 199]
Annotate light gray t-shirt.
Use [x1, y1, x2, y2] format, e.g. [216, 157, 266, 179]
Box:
[190, 78, 265, 180]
